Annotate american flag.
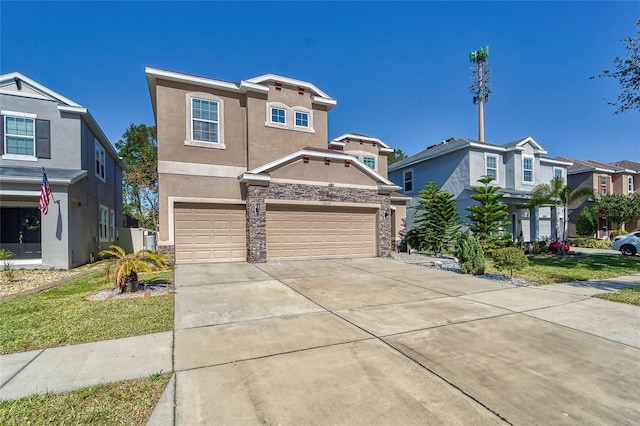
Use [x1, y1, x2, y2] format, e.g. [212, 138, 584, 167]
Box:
[39, 171, 52, 215]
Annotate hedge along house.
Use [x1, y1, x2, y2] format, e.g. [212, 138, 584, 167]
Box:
[145, 68, 405, 264]
[0, 72, 126, 269]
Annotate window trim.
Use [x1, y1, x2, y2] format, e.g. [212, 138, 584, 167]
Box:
[95, 140, 106, 182]
[403, 169, 414, 193]
[553, 167, 564, 180]
[2, 111, 38, 160]
[484, 153, 498, 181]
[265, 103, 315, 133]
[346, 150, 377, 171]
[109, 209, 116, 242]
[628, 176, 634, 193]
[522, 155, 534, 184]
[600, 175, 609, 195]
[99, 205, 109, 242]
[294, 110, 309, 128]
[185, 93, 225, 149]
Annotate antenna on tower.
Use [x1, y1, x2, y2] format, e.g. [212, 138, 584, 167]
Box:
[469, 46, 491, 142]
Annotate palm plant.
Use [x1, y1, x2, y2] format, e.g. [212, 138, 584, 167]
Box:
[97, 245, 169, 293]
[528, 177, 593, 253]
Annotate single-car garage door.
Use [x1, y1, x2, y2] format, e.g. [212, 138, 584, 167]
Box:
[266, 205, 377, 260]
[174, 203, 246, 264]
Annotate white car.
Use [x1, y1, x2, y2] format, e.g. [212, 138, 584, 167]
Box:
[611, 231, 640, 256]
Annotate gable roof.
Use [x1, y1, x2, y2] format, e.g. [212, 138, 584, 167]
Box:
[0, 72, 126, 171]
[501, 136, 547, 154]
[145, 67, 337, 121]
[240, 147, 399, 192]
[556, 156, 639, 174]
[329, 132, 394, 153]
[609, 160, 640, 172]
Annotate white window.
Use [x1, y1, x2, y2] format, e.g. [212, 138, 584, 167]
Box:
[523, 156, 534, 183]
[2, 111, 37, 160]
[192, 98, 219, 143]
[95, 141, 105, 181]
[600, 175, 608, 194]
[295, 111, 309, 128]
[110, 210, 116, 242]
[99, 206, 109, 242]
[485, 154, 498, 181]
[271, 107, 286, 124]
[554, 167, 563, 180]
[628, 176, 634, 193]
[363, 156, 376, 170]
[404, 170, 413, 192]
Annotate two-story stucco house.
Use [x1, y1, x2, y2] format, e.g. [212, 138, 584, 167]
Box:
[145, 68, 406, 264]
[556, 157, 640, 238]
[0, 72, 126, 269]
[389, 136, 572, 242]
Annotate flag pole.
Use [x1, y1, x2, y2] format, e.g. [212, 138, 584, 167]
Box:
[42, 167, 56, 202]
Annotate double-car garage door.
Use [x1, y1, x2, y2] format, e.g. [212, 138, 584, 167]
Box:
[174, 203, 377, 264]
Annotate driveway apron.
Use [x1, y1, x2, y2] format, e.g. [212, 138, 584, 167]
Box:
[166, 259, 640, 426]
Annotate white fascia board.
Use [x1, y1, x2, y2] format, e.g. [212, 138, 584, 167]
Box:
[238, 173, 271, 184]
[335, 133, 391, 149]
[391, 195, 411, 201]
[378, 184, 402, 194]
[468, 142, 506, 153]
[239, 80, 269, 94]
[58, 105, 87, 114]
[246, 74, 332, 99]
[379, 147, 394, 153]
[247, 149, 396, 186]
[0, 172, 87, 186]
[568, 167, 616, 174]
[0, 72, 82, 107]
[311, 96, 337, 108]
[328, 140, 346, 147]
[145, 67, 242, 93]
[541, 158, 572, 166]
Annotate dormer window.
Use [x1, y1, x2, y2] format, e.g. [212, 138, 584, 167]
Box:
[271, 107, 286, 124]
[363, 157, 376, 170]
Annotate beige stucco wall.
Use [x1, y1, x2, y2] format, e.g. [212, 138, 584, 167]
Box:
[155, 80, 248, 168]
[343, 140, 389, 177]
[247, 84, 328, 169]
[269, 158, 380, 187]
[391, 200, 407, 247]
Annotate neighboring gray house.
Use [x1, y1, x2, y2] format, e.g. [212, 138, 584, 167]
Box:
[389, 136, 572, 242]
[0, 72, 126, 269]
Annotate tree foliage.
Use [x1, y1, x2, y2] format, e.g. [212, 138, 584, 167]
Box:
[466, 176, 511, 255]
[528, 177, 593, 249]
[592, 19, 640, 114]
[575, 207, 598, 237]
[116, 124, 158, 230]
[388, 148, 407, 165]
[405, 182, 460, 254]
[96, 245, 169, 293]
[592, 193, 640, 227]
[492, 247, 529, 278]
[455, 232, 485, 275]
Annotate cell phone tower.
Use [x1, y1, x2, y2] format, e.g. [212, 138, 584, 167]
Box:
[469, 46, 491, 142]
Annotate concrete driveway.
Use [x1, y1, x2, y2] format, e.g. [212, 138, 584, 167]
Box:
[163, 258, 640, 425]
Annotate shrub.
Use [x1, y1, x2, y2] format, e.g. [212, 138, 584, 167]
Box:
[455, 232, 485, 275]
[609, 229, 629, 239]
[492, 247, 529, 278]
[570, 238, 614, 249]
[575, 207, 597, 237]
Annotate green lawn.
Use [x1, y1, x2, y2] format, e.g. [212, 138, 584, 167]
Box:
[0, 373, 171, 425]
[0, 270, 174, 354]
[593, 287, 640, 306]
[486, 254, 640, 285]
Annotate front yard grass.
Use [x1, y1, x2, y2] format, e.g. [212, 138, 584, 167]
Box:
[0, 373, 171, 425]
[0, 270, 173, 355]
[593, 287, 640, 306]
[486, 254, 640, 285]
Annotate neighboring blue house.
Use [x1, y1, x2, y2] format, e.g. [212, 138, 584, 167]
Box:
[388, 136, 572, 242]
[0, 72, 126, 269]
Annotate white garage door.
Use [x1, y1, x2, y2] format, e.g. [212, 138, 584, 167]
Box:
[174, 203, 246, 264]
[266, 205, 377, 260]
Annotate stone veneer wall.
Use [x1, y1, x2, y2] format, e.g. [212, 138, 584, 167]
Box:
[246, 182, 392, 263]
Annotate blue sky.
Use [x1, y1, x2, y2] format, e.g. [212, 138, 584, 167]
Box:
[2, 1, 638, 162]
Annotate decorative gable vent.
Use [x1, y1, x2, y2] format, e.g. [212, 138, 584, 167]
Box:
[275, 81, 282, 91]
